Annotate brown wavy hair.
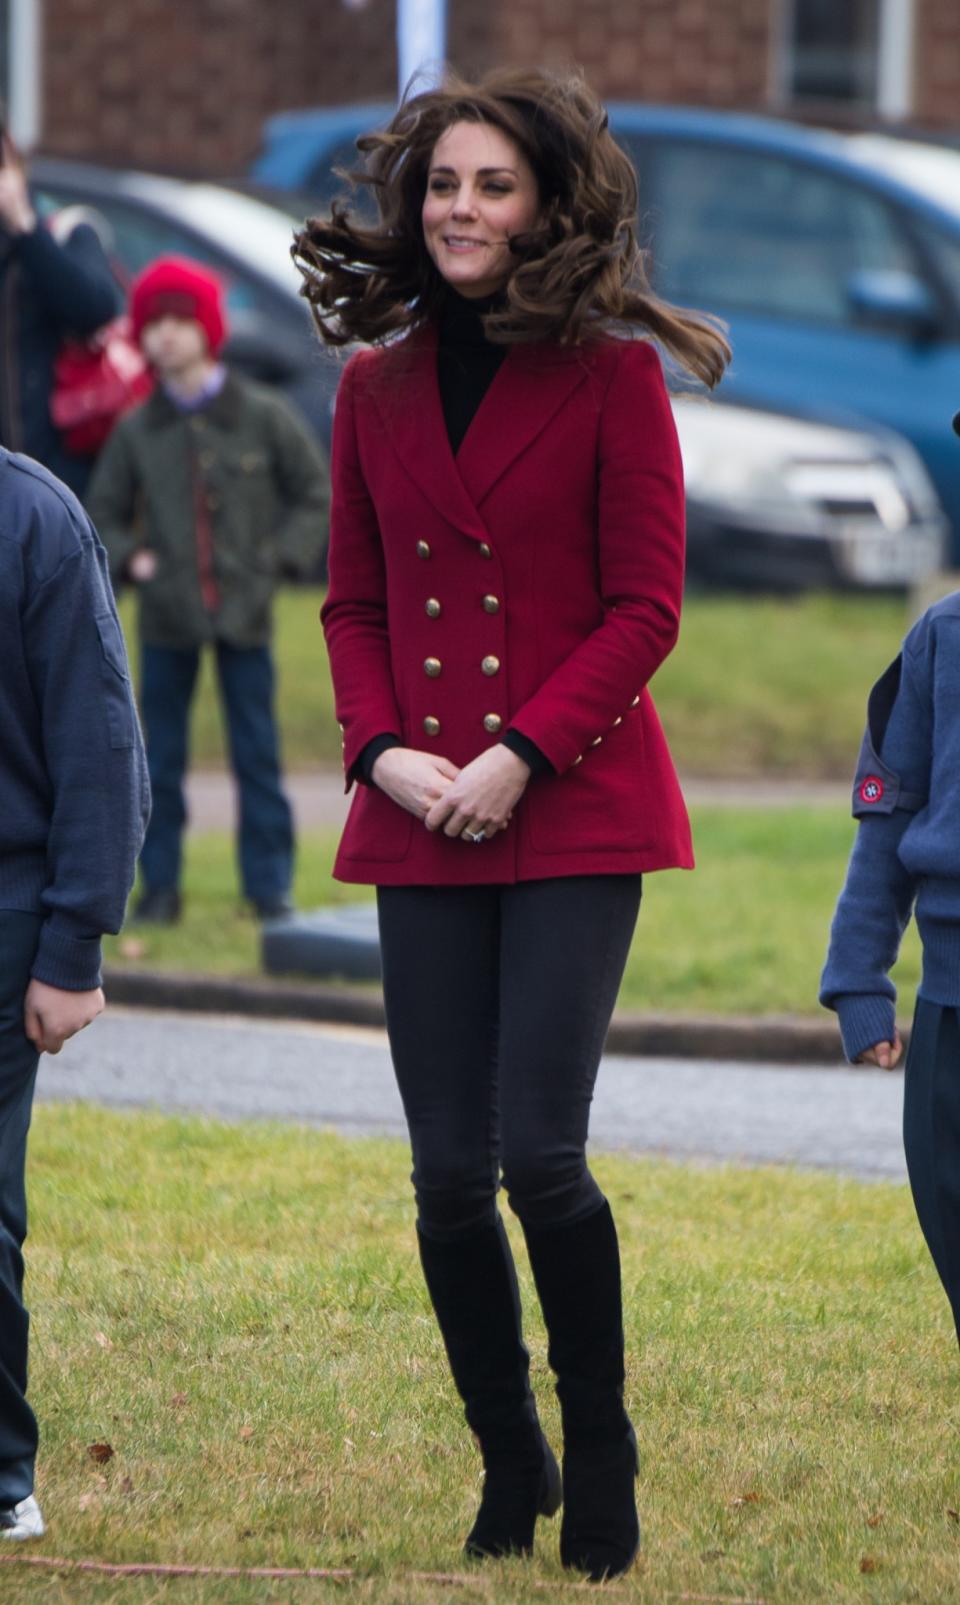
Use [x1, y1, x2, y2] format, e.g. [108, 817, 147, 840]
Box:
[291, 67, 730, 387]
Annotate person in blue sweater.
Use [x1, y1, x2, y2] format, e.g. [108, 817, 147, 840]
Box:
[821, 590, 960, 1343]
[0, 448, 149, 1542]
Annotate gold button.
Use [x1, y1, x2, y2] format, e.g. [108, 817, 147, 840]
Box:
[416, 540, 431, 560]
[482, 594, 500, 614]
[481, 655, 500, 676]
[631, 694, 640, 707]
[479, 542, 492, 559]
[591, 736, 603, 747]
[423, 716, 440, 736]
[424, 657, 442, 678]
[612, 716, 623, 727]
[483, 713, 502, 734]
[425, 598, 442, 618]
[572, 755, 583, 765]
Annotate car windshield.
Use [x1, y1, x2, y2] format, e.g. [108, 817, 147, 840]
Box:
[845, 135, 960, 225]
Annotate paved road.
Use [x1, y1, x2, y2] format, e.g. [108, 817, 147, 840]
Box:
[184, 770, 849, 834]
[35, 1007, 907, 1181]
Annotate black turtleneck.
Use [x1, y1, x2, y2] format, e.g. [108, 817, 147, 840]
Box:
[437, 289, 508, 456]
[354, 290, 552, 786]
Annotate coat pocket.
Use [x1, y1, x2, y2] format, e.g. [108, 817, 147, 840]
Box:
[95, 612, 136, 749]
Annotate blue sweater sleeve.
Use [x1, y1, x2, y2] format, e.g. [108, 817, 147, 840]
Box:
[22, 514, 150, 990]
[820, 640, 931, 1061]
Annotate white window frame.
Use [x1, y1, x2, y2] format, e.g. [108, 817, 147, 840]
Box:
[773, 0, 915, 121]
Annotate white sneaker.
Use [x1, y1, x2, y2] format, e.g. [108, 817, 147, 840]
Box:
[0, 1495, 45, 1540]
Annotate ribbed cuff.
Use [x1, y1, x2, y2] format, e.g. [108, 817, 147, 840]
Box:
[502, 729, 554, 776]
[833, 994, 897, 1064]
[31, 924, 103, 992]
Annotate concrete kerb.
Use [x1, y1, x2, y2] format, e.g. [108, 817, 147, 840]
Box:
[101, 966, 875, 1066]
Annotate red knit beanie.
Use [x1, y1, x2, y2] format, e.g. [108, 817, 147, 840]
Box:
[130, 256, 227, 356]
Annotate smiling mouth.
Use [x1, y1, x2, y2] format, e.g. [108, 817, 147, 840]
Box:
[443, 237, 487, 248]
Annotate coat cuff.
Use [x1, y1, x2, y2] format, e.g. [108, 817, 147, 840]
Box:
[353, 733, 402, 787]
[833, 994, 898, 1064]
[31, 923, 104, 993]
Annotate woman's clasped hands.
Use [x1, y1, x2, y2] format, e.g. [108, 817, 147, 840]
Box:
[371, 744, 531, 842]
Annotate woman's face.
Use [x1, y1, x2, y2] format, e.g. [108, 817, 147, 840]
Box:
[422, 119, 541, 299]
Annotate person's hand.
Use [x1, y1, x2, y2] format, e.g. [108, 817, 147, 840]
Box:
[0, 135, 36, 235]
[24, 980, 104, 1056]
[371, 747, 460, 820]
[856, 1030, 903, 1070]
[127, 548, 159, 583]
[424, 745, 530, 840]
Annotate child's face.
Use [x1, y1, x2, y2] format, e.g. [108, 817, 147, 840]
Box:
[141, 314, 209, 376]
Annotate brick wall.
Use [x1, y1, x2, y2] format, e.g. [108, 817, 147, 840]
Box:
[451, 0, 773, 108]
[42, 0, 397, 174]
[913, 0, 960, 128]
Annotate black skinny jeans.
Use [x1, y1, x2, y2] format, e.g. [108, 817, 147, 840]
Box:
[377, 875, 642, 1243]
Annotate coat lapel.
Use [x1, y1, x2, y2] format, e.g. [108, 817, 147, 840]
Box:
[368, 322, 591, 541]
[455, 341, 590, 511]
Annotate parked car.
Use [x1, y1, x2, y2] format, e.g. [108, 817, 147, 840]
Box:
[29, 157, 341, 446]
[252, 102, 960, 560]
[28, 155, 949, 591]
[674, 397, 946, 590]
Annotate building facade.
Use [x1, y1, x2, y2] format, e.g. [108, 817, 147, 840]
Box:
[1, 0, 957, 177]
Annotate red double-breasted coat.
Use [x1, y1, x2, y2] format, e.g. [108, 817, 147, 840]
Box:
[321, 322, 693, 886]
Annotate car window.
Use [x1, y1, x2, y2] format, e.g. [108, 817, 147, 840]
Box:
[648, 142, 918, 326]
[33, 185, 275, 318]
[911, 218, 960, 313]
[306, 138, 378, 221]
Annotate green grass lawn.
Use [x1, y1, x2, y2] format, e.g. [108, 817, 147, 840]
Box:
[116, 589, 910, 777]
[1, 1106, 958, 1603]
[104, 806, 922, 1020]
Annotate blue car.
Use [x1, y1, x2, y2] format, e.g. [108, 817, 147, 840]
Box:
[252, 102, 960, 558]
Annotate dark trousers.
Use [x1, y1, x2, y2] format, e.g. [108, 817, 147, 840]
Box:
[377, 875, 642, 1242]
[139, 642, 294, 901]
[0, 912, 42, 1506]
[903, 997, 960, 1343]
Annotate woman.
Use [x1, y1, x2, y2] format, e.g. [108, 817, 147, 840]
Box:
[293, 68, 728, 1582]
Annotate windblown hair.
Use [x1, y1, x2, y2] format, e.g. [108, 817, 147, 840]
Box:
[291, 67, 730, 387]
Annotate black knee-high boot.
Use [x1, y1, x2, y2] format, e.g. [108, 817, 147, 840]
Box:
[417, 1217, 562, 1559]
[522, 1201, 640, 1582]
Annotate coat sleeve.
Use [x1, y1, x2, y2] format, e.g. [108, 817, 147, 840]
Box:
[23, 514, 150, 991]
[265, 393, 330, 576]
[15, 221, 119, 338]
[508, 341, 685, 772]
[320, 354, 404, 789]
[86, 418, 142, 582]
[819, 640, 931, 1062]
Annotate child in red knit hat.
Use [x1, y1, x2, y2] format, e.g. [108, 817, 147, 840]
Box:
[88, 255, 330, 923]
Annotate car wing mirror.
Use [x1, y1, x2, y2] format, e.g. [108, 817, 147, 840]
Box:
[846, 269, 940, 341]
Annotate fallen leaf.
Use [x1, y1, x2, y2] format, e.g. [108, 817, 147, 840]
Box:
[860, 1556, 880, 1573]
[170, 1392, 188, 1408]
[117, 936, 146, 960]
[866, 1512, 884, 1528]
[948, 1509, 959, 1522]
[120, 1476, 135, 1496]
[731, 1491, 762, 1507]
[94, 1332, 113, 1351]
[239, 1425, 254, 1440]
[87, 1442, 114, 1464]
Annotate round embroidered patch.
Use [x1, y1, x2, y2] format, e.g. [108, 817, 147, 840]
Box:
[859, 775, 884, 804]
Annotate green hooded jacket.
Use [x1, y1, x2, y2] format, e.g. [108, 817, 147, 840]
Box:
[87, 372, 329, 649]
